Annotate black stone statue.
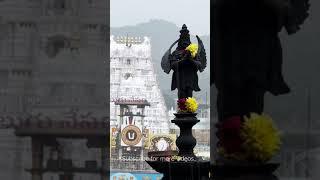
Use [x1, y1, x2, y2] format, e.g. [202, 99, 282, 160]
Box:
[161, 24, 207, 99]
[212, 0, 310, 121]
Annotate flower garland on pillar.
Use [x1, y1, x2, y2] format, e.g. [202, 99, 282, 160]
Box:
[216, 113, 281, 162]
[177, 97, 198, 113]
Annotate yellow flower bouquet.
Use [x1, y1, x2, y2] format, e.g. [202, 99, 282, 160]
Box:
[177, 97, 198, 113]
[185, 43, 198, 58]
[240, 113, 281, 162]
[217, 113, 281, 162]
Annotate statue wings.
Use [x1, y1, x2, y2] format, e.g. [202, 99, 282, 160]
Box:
[285, 0, 310, 34]
[161, 36, 207, 73]
[161, 39, 179, 74]
[195, 35, 207, 72]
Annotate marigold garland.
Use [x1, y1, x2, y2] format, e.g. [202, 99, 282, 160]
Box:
[240, 113, 281, 162]
[216, 113, 281, 162]
[185, 97, 198, 113]
[177, 97, 198, 113]
[185, 43, 198, 58]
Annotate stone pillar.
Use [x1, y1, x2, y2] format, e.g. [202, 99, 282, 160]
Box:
[118, 106, 124, 160]
[171, 113, 199, 158]
[146, 112, 210, 180]
[31, 137, 43, 180]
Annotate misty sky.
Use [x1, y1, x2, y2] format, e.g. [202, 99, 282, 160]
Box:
[110, 0, 210, 36]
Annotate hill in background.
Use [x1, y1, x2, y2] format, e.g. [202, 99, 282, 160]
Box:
[111, 20, 210, 109]
[111, 11, 320, 130]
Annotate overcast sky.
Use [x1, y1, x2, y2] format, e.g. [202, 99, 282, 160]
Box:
[110, 0, 210, 36]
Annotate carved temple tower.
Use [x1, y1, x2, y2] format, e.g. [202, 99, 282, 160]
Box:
[0, 1, 108, 180]
[110, 35, 173, 172]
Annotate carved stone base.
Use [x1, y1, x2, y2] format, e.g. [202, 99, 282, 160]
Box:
[211, 163, 280, 180]
[171, 113, 199, 158]
[146, 160, 210, 180]
[146, 112, 209, 179]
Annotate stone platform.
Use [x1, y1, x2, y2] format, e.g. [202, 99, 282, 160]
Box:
[146, 160, 210, 180]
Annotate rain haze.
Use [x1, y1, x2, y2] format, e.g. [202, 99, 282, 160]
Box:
[111, 0, 210, 35]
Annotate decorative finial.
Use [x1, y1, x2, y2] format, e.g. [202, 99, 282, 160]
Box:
[178, 24, 191, 50]
[180, 24, 189, 33]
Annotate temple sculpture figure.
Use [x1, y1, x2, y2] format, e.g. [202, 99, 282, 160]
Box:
[212, 0, 310, 121]
[161, 24, 207, 99]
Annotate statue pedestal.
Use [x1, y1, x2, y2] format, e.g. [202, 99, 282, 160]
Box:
[146, 160, 210, 180]
[172, 113, 199, 158]
[211, 163, 280, 180]
[146, 112, 210, 179]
